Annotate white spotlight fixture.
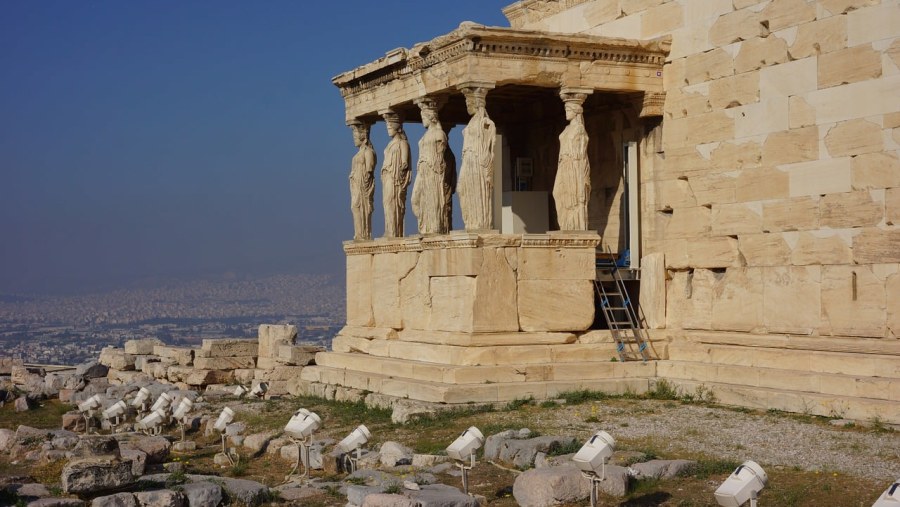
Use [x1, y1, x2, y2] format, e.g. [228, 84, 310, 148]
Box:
[213, 407, 236, 466]
[573, 431, 616, 507]
[150, 392, 173, 413]
[284, 409, 322, 482]
[136, 408, 167, 436]
[250, 382, 268, 398]
[337, 424, 371, 473]
[873, 479, 900, 507]
[446, 426, 484, 495]
[131, 387, 152, 417]
[233, 385, 248, 397]
[172, 397, 194, 442]
[714, 461, 767, 507]
[77, 394, 103, 434]
[101, 400, 127, 433]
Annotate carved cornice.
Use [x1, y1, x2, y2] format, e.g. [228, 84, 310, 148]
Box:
[502, 0, 594, 29]
[345, 232, 600, 254]
[520, 232, 602, 248]
[332, 24, 670, 99]
[640, 91, 666, 118]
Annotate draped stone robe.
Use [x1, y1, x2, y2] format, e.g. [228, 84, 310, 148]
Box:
[458, 108, 496, 230]
[350, 142, 376, 240]
[553, 117, 590, 230]
[381, 133, 410, 237]
[412, 124, 448, 234]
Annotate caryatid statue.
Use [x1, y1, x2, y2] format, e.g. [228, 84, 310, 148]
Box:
[441, 123, 457, 233]
[457, 83, 496, 231]
[380, 110, 411, 238]
[348, 120, 376, 241]
[553, 90, 592, 231]
[411, 97, 448, 235]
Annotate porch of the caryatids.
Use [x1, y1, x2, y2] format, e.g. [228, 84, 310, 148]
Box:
[379, 109, 411, 238]
[553, 88, 592, 231]
[456, 82, 496, 231]
[411, 96, 449, 235]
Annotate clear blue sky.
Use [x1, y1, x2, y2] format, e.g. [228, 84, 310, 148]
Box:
[0, 1, 510, 294]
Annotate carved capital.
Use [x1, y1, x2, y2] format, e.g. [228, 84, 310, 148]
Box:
[559, 87, 593, 105]
[640, 91, 666, 118]
[413, 95, 448, 112]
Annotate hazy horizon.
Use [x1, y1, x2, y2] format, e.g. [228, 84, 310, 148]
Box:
[0, 1, 510, 295]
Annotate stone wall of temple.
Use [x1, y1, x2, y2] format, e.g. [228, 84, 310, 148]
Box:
[507, 0, 900, 340]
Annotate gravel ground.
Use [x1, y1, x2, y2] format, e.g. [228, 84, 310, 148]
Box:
[521, 399, 900, 481]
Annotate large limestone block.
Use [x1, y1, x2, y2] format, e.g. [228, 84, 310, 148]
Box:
[708, 72, 759, 109]
[669, 269, 715, 330]
[735, 166, 789, 201]
[198, 339, 257, 358]
[346, 254, 374, 327]
[518, 247, 595, 280]
[822, 0, 879, 16]
[819, 190, 883, 229]
[185, 369, 234, 386]
[888, 188, 900, 225]
[763, 266, 821, 334]
[789, 96, 816, 129]
[663, 111, 734, 148]
[790, 231, 854, 265]
[853, 228, 900, 264]
[819, 44, 882, 89]
[428, 276, 475, 333]
[710, 140, 762, 171]
[734, 36, 789, 74]
[762, 196, 819, 232]
[153, 346, 193, 365]
[372, 252, 414, 329]
[277, 344, 323, 366]
[785, 157, 852, 197]
[98, 349, 135, 371]
[654, 178, 696, 210]
[761, 126, 818, 166]
[518, 280, 594, 332]
[806, 75, 900, 125]
[824, 119, 884, 158]
[709, 8, 761, 46]
[399, 253, 431, 330]
[822, 265, 886, 337]
[760, 0, 815, 31]
[888, 271, 900, 338]
[124, 339, 163, 356]
[639, 253, 666, 329]
[689, 173, 738, 206]
[193, 356, 255, 370]
[711, 202, 762, 235]
[711, 268, 764, 332]
[397, 329, 575, 346]
[657, 206, 711, 238]
[684, 48, 733, 85]
[473, 247, 520, 332]
[422, 247, 483, 276]
[852, 152, 900, 190]
[640, 1, 683, 37]
[258, 324, 297, 359]
[789, 15, 847, 59]
[731, 97, 789, 138]
[847, 3, 900, 47]
[664, 236, 743, 269]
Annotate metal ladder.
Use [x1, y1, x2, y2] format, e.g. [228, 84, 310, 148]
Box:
[594, 252, 652, 362]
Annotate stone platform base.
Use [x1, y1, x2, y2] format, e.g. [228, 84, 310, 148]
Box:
[297, 327, 900, 425]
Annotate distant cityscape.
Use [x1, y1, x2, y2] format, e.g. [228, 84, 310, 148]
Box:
[0, 273, 345, 365]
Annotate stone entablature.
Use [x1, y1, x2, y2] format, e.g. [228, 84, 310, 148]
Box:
[502, 0, 594, 29]
[332, 23, 668, 122]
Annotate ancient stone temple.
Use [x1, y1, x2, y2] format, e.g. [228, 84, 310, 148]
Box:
[301, 0, 900, 424]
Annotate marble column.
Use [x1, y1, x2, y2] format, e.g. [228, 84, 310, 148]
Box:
[411, 96, 448, 235]
[379, 109, 411, 238]
[457, 82, 497, 231]
[553, 88, 593, 231]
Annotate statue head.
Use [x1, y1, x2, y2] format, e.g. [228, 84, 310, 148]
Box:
[382, 111, 403, 138]
[463, 88, 487, 115]
[415, 96, 444, 128]
[349, 120, 371, 147]
[564, 101, 583, 122]
[560, 90, 590, 122]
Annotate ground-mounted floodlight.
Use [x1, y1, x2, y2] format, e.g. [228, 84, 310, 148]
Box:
[251, 382, 268, 398]
[136, 408, 167, 436]
[573, 431, 616, 507]
[150, 392, 173, 414]
[101, 400, 127, 433]
[447, 426, 484, 495]
[172, 397, 194, 442]
[337, 424, 371, 473]
[714, 461, 767, 507]
[284, 408, 322, 482]
[873, 479, 900, 507]
[77, 394, 103, 434]
[233, 385, 248, 397]
[213, 407, 236, 466]
[131, 387, 152, 418]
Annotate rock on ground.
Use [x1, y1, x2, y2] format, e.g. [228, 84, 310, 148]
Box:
[91, 493, 137, 507]
[180, 481, 222, 507]
[631, 459, 696, 479]
[361, 493, 415, 507]
[119, 436, 170, 464]
[25, 498, 85, 507]
[133, 490, 185, 507]
[513, 464, 592, 507]
[61, 458, 135, 495]
[379, 441, 414, 467]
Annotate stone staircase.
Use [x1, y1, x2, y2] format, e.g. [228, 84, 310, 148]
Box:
[658, 331, 900, 423]
[300, 327, 663, 404]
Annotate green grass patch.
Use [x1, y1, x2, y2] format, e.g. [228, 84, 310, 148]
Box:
[688, 458, 741, 479]
[0, 398, 71, 430]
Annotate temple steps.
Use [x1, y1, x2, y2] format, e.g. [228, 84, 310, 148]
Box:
[330, 334, 669, 366]
[300, 362, 653, 404]
[313, 351, 656, 385]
